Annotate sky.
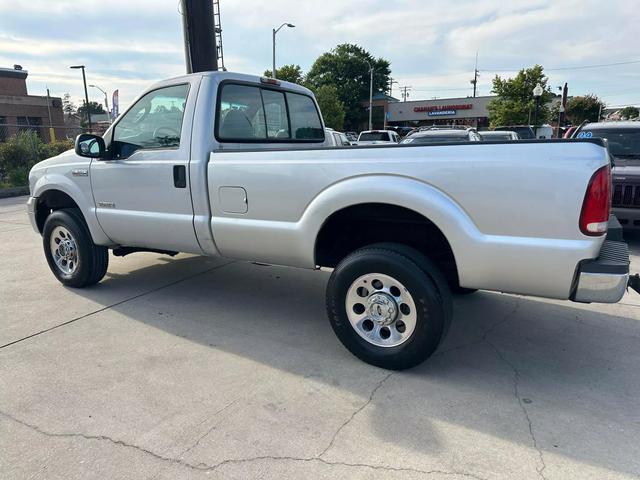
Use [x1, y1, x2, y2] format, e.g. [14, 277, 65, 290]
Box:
[0, 0, 637, 111]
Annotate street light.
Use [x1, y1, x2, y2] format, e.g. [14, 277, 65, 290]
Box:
[365, 60, 374, 131]
[89, 84, 111, 124]
[70, 65, 92, 132]
[532, 83, 543, 137]
[272, 22, 295, 80]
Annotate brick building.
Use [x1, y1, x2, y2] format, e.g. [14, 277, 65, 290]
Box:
[0, 65, 65, 142]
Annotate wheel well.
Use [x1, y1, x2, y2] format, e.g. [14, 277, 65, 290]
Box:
[315, 203, 460, 287]
[35, 190, 80, 233]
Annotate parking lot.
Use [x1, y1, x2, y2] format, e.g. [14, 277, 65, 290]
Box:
[1, 194, 639, 479]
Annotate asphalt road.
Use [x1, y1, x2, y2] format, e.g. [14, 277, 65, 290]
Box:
[1, 195, 639, 480]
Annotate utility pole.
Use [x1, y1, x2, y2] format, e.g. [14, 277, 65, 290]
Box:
[180, 0, 218, 73]
[45, 88, 55, 142]
[470, 51, 479, 97]
[400, 86, 411, 102]
[366, 61, 374, 130]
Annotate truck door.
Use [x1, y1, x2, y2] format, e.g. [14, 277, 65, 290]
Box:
[90, 82, 201, 253]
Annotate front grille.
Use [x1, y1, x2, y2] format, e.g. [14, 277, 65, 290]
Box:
[612, 183, 640, 208]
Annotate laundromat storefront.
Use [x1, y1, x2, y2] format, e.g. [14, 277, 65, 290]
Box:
[387, 95, 495, 128]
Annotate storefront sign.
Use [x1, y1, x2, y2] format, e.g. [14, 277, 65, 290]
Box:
[414, 103, 472, 113]
[428, 110, 456, 116]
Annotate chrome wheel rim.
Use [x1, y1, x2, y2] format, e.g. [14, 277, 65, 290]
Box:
[50, 226, 78, 275]
[345, 273, 417, 347]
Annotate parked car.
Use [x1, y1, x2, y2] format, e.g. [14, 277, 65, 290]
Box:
[575, 122, 640, 229]
[325, 128, 351, 147]
[387, 126, 415, 138]
[401, 128, 482, 144]
[479, 130, 520, 141]
[345, 131, 358, 142]
[27, 71, 632, 370]
[494, 125, 536, 139]
[356, 130, 401, 145]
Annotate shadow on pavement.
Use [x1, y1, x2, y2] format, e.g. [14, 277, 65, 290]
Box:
[63, 253, 640, 476]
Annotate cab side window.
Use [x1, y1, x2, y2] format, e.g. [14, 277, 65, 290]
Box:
[111, 84, 189, 159]
[285, 92, 323, 140]
[217, 83, 323, 142]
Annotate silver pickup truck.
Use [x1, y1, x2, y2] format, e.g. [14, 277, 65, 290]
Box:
[27, 71, 631, 370]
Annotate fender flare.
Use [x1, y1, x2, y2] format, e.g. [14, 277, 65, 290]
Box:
[299, 174, 482, 278]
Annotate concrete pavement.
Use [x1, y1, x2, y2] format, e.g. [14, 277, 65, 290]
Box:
[1, 196, 639, 479]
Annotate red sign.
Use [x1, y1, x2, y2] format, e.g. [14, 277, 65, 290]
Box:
[414, 103, 473, 113]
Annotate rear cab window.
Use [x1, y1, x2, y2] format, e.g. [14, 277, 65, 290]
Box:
[216, 82, 324, 143]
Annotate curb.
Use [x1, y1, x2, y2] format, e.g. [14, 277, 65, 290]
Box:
[0, 186, 29, 199]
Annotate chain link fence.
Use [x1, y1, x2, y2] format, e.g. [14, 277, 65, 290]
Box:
[0, 123, 88, 144]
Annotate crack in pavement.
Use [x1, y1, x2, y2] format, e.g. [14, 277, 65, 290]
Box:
[2, 408, 486, 479]
[318, 372, 393, 458]
[177, 397, 241, 459]
[0, 260, 235, 350]
[434, 297, 521, 358]
[482, 300, 548, 480]
[1, 380, 488, 480]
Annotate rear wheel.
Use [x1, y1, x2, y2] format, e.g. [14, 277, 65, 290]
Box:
[43, 209, 108, 287]
[326, 244, 452, 370]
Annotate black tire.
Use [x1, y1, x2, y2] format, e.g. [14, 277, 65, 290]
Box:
[326, 244, 453, 370]
[42, 208, 109, 288]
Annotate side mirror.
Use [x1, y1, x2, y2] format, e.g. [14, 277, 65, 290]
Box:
[75, 133, 105, 159]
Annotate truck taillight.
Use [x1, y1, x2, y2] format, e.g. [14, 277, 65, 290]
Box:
[579, 165, 611, 236]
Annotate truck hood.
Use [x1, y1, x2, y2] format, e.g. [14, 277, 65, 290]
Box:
[28, 148, 85, 194]
[32, 148, 78, 171]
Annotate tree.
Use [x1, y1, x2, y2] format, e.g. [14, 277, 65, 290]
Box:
[312, 85, 345, 130]
[263, 64, 304, 84]
[565, 95, 606, 123]
[62, 93, 76, 117]
[77, 101, 106, 117]
[306, 44, 391, 131]
[619, 106, 639, 120]
[487, 65, 553, 127]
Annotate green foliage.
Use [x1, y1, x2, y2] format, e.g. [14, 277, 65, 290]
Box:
[306, 43, 391, 131]
[62, 93, 76, 116]
[263, 64, 305, 84]
[312, 85, 345, 130]
[619, 106, 639, 120]
[565, 95, 606, 123]
[0, 131, 73, 187]
[487, 65, 553, 127]
[77, 101, 106, 117]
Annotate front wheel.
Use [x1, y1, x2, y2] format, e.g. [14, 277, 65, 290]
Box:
[42, 209, 108, 288]
[326, 244, 452, 370]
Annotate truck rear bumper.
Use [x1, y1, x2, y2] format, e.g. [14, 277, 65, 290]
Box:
[572, 240, 629, 303]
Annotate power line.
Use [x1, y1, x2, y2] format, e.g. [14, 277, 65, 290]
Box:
[480, 59, 640, 73]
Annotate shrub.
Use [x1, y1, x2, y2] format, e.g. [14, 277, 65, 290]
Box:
[0, 132, 73, 187]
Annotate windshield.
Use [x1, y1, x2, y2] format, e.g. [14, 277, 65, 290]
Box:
[402, 135, 468, 144]
[359, 132, 390, 141]
[581, 128, 640, 158]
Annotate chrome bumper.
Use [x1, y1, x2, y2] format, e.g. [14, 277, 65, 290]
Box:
[573, 240, 629, 303]
[27, 196, 39, 233]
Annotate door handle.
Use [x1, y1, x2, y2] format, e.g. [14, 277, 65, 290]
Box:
[173, 165, 186, 188]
